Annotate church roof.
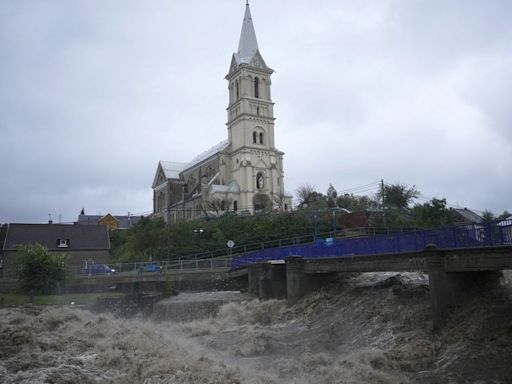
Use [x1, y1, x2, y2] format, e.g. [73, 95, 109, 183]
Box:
[160, 161, 186, 179]
[235, 2, 259, 64]
[182, 140, 230, 172]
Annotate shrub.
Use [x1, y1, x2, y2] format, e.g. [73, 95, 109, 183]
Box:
[16, 244, 68, 295]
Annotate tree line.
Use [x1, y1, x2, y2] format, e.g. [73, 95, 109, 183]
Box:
[107, 182, 509, 262]
[295, 182, 509, 228]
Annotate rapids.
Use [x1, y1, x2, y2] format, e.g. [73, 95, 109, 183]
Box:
[1, 272, 512, 383]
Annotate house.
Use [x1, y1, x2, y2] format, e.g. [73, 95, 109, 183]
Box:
[497, 215, 512, 244]
[152, 3, 292, 223]
[76, 212, 142, 230]
[450, 208, 484, 224]
[2, 223, 111, 269]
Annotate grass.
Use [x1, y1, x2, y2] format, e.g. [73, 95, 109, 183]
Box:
[0, 292, 124, 306]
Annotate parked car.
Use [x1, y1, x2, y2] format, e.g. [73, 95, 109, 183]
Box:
[145, 263, 162, 273]
[86, 264, 117, 275]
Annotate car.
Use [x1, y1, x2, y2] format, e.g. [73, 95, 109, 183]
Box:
[86, 264, 117, 275]
[145, 263, 162, 273]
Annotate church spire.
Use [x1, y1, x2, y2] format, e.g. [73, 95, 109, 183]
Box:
[236, 1, 259, 64]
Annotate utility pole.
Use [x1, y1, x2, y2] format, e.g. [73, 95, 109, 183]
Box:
[381, 179, 387, 228]
[381, 179, 385, 206]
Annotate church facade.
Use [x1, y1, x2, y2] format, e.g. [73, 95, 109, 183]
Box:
[152, 3, 292, 223]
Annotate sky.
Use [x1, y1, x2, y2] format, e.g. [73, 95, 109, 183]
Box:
[1, 0, 511, 224]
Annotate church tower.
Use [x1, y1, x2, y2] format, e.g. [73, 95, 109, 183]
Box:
[152, 2, 291, 223]
[225, 2, 289, 212]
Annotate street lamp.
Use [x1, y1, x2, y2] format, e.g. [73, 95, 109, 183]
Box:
[332, 210, 336, 239]
[313, 212, 318, 241]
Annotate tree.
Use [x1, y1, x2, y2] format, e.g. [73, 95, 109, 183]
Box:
[378, 183, 419, 209]
[412, 198, 453, 228]
[326, 184, 338, 208]
[336, 193, 378, 212]
[295, 184, 316, 209]
[16, 244, 67, 295]
[203, 197, 233, 216]
[482, 210, 495, 223]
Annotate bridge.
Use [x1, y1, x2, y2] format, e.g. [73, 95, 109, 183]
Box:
[0, 258, 235, 294]
[230, 221, 512, 329]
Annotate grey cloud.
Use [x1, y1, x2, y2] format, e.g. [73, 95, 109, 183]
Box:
[1, 0, 511, 223]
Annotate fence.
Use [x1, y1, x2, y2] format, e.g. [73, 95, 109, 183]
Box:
[63, 256, 233, 277]
[231, 221, 512, 270]
[2, 221, 510, 279]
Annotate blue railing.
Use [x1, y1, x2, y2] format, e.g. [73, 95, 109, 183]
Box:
[231, 221, 512, 270]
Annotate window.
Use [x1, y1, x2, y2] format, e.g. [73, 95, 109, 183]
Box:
[257, 106, 260, 115]
[253, 131, 257, 143]
[259, 132, 264, 144]
[254, 77, 259, 98]
[57, 238, 69, 248]
[221, 200, 226, 211]
[234, 200, 238, 211]
[236, 80, 239, 99]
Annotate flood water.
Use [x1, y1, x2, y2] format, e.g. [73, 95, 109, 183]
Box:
[1, 272, 512, 383]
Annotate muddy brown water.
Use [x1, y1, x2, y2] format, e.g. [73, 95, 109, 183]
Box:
[1, 272, 512, 383]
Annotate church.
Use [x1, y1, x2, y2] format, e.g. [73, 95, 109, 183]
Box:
[152, 3, 292, 224]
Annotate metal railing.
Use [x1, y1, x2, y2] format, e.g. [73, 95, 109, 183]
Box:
[231, 221, 512, 270]
[0, 257, 232, 281]
[3, 222, 509, 279]
[66, 257, 232, 276]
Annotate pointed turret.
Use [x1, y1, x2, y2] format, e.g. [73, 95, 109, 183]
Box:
[236, 2, 259, 64]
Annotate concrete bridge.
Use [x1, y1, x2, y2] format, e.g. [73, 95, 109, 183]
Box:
[231, 245, 512, 329]
[0, 268, 238, 294]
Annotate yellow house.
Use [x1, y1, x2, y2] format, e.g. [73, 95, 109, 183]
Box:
[98, 214, 119, 230]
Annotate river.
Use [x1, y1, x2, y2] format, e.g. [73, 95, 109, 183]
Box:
[1, 272, 512, 383]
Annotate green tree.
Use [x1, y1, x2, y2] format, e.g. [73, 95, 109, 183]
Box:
[378, 183, 419, 209]
[16, 244, 67, 295]
[336, 193, 378, 212]
[482, 210, 495, 223]
[326, 184, 338, 208]
[412, 198, 453, 228]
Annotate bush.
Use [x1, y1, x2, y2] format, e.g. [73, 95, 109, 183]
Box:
[16, 244, 68, 295]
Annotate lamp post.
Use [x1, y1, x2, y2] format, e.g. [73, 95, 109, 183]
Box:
[313, 212, 318, 241]
[332, 210, 336, 239]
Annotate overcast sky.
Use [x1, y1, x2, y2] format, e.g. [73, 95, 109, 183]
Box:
[1, 0, 511, 224]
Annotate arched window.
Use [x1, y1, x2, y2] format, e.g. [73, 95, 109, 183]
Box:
[236, 80, 239, 99]
[254, 77, 259, 98]
[256, 106, 260, 115]
[259, 132, 264, 144]
[221, 200, 226, 211]
[233, 200, 238, 211]
[253, 131, 257, 143]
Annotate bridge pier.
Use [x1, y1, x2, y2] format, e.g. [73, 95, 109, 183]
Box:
[248, 262, 287, 299]
[286, 257, 335, 305]
[426, 254, 496, 330]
